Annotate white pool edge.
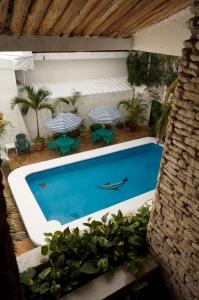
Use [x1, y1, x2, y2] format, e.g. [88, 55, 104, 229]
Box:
[8, 137, 159, 246]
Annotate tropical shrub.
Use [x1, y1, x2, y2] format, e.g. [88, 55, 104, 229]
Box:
[20, 206, 150, 300]
[127, 51, 178, 87]
[149, 101, 163, 134]
[11, 85, 55, 141]
[90, 123, 102, 132]
[118, 91, 147, 130]
[0, 112, 11, 139]
[154, 78, 178, 141]
[56, 90, 81, 114]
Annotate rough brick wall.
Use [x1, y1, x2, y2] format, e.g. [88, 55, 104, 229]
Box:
[147, 2, 199, 300]
[0, 161, 22, 300]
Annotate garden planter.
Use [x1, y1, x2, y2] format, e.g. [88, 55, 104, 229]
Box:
[104, 124, 112, 130]
[116, 122, 124, 129]
[69, 129, 80, 138]
[33, 141, 45, 151]
[17, 248, 159, 300]
[129, 123, 137, 131]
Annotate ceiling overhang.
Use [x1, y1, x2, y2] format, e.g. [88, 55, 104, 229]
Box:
[0, 0, 192, 52]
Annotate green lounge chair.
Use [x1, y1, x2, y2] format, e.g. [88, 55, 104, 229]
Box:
[15, 134, 30, 155]
[91, 131, 102, 143]
[60, 144, 72, 156]
[47, 138, 59, 151]
[103, 134, 113, 145]
[72, 136, 80, 151]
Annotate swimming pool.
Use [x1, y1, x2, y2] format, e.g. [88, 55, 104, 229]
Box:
[9, 137, 162, 245]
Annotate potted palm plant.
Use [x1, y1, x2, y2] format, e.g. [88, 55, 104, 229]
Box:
[118, 91, 147, 131]
[56, 90, 81, 114]
[11, 85, 55, 151]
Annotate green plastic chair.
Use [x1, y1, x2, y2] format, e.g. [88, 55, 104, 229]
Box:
[72, 136, 80, 151]
[103, 135, 113, 145]
[15, 134, 30, 155]
[91, 131, 102, 143]
[47, 138, 59, 151]
[60, 143, 72, 156]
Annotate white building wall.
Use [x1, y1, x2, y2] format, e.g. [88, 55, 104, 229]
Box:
[0, 69, 29, 147]
[15, 54, 151, 139]
[16, 58, 128, 84]
[133, 8, 191, 56]
[22, 86, 150, 139]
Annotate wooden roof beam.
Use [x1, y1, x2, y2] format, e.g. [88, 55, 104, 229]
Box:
[103, 4, 142, 37]
[0, 0, 10, 33]
[63, 0, 99, 37]
[109, 0, 167, 36]
[92, 0, 139, 36]
[118, 0, 192, 37]
[23, 0, 51, 34]
[38, 0, 70, 35]
[73, 0, 112, 35]
[0, 35, 133, 51]
[10, 0, 32, 34]
[51, 0, 83, 36]
[83, 0, 128, 36]
[117, 0, 177, 35]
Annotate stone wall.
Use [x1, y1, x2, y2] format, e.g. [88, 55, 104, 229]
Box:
[0, 163, 22, 300]
[147, 1, 199, 300]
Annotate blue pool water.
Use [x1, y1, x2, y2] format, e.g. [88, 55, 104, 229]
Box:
[26, 143, 162, 224]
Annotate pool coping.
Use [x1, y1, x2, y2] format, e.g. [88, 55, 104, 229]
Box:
[8, 137, 160, 246]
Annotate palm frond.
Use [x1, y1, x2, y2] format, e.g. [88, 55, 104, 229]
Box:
[164, 78, 178, 105]
[154, 78, 177, 140]
[118, 100, 130, 110]
[10, 97, 32, 115]
[38, 103, 55, 116]
[56, 97, 70, 106]
[69, 90, 81, 107]
[36, 86, 51, 104]
[118, 91, 147, 126]
[19, 85, 35, 100]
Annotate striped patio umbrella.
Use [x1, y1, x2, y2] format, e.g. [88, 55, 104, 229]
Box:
[44, 112, 82, 133]
[88, 106, 121, 124]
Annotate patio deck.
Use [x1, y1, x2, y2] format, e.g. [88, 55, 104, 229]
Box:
[4, 126, 150, 255]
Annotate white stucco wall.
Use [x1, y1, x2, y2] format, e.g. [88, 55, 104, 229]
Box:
[0, 69, 29, 147]
[15, 53, 151, 139]
[21, 87, 151, 139]
[16, 57, 128, 84]
[133, 8, 191, 56]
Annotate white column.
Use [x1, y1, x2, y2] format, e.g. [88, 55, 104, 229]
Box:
[0, 69, 30, 147]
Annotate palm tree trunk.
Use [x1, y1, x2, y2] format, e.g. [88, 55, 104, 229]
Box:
[36, 110, 40, 138]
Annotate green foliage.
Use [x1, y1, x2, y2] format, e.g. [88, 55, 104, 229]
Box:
[56, 90, 81, 114]
[127, 51, 178, 87]
[32, 136, 45, 143]
[118, 90, 147, 127]
[149, 101, 163, 133]
[11, 85, 55, 138]
[90, 123, 102, 131]
[20, 206, 150, 299]
[154, 78, 178, 141]
[0, 112, 12, 140]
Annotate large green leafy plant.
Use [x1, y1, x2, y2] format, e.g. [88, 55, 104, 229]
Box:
[127, 51, 178, 87]
[11, 85, 55, 142]
[0, 112, 11, 139]
[154, 78, 178, 141]
[118, 91, 147, 130]
[56, 90, 81, 114]
[20, 207, 150, 299]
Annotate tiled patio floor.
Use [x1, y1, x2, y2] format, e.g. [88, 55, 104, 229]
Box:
[4, 126, 150, 255]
